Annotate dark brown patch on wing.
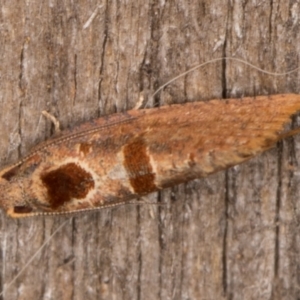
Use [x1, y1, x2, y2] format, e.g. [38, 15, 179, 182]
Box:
[41, 162, 95, 209]
[123, 137, 156, 194]
[13, 206, 33, 214]
[2, 166, 20, 181]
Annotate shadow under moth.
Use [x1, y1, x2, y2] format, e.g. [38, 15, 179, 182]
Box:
[0, 94, 300, 218]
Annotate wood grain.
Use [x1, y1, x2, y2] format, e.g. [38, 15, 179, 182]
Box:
[0, 1, 300, 299]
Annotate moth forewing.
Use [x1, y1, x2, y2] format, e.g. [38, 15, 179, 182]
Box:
[0, 94, 300, 218]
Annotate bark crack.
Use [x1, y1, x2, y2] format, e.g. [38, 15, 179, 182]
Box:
[272, 141, 283, 298]
[269, 0, 274, 43]
[136, 205, 142, 300]
[149, 0, 161, 108]
[98, 0, 109, 116]
[223, 171, 229, 295]
[70, 217, 76, 300]
[72, 54, 77, 107]
[157, 191, 163, 300]
[18, 44, 26, 158]
[221, 28, 228, 99]
[222, 3, 230, 294]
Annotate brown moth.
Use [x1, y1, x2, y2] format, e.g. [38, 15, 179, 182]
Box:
[0, 94, 300, 218]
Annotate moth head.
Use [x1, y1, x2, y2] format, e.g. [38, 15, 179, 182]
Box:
[0, 157, 96, 218]
[0, 164, 34, 217]
[0, 154, 48, 217]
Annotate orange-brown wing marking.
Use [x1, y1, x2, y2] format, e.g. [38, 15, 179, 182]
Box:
[123, 137, 157, 195]
[79, 143, 92, 156]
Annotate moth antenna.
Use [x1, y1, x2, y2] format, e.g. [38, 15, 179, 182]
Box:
[146, 57, 300, 108]
[143, 202, 166, 207]
[42, 111, 61, 134]
[134, 200, 166, 207]
[0, 219, 70, 297]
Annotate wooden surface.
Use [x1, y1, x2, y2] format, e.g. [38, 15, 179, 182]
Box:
[0, 1, 300, 299]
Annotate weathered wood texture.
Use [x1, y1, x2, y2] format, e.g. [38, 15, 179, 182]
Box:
[0, 1, 300, 299]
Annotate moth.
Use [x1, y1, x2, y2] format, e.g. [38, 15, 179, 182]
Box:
[0, 94, 300, 218]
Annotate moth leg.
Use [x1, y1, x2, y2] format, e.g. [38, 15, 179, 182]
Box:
[133, 94, 145, 110]
[41, 111, 61, 134]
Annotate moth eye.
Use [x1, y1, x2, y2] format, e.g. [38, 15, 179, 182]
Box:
[13, 206, 33, 214]
[2, 166, 20, 181]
